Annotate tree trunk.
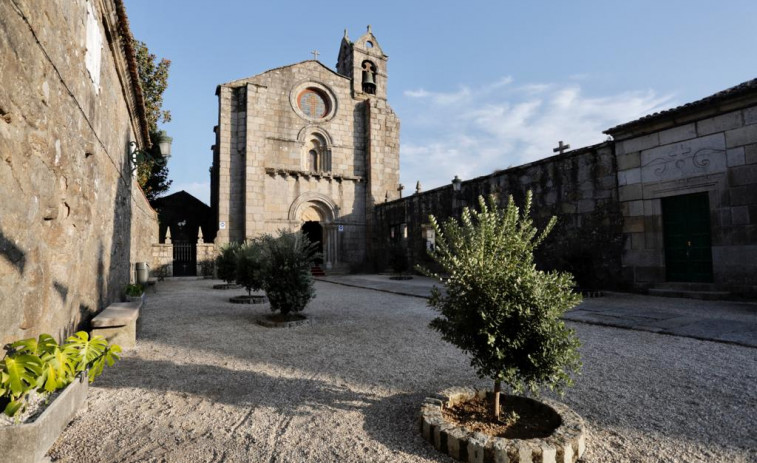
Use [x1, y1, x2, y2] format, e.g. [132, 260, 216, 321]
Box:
[493, 380, 501, 421]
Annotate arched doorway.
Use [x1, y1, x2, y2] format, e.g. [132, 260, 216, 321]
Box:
[301, 221, 323, 265]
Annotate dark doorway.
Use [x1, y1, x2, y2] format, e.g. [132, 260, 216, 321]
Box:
[662, 192, 713, 282]
[173, 241, 197, 276]
[301, 221, 323, 265]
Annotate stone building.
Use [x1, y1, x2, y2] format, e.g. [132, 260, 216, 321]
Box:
[376, 79, 757, 298]
[210, 27, 400, 270]
[0, 0, 159, 344]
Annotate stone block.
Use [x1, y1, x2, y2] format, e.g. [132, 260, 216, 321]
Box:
[745, 106, 757, 125]
[446, 427, 469, 460]
[617, 168, 641, 186]
[727, 147, 746, 167]
[624, 200, 644, 216]
[620, 133, 660, 154]
[643, 199, 661, 215]
[640, 133, 726, 182]
[622, 216, 645, 233]
[725, 124, 757, 148]
[745, 144, 757, 165]
[466, 433, 489, 463]
[697, 110, 743, 136]
[631, 232, 645, 250]
[659, 123, 696, 145]
[728, 164, 757, 187]
[617, 151, 641, 170]
[731, 206, 750, 225]
[619, 184, 643, 202]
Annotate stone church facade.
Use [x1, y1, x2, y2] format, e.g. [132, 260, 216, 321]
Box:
[211, 27, 399, 270]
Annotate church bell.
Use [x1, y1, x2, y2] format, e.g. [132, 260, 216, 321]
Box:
[362, 71, 376, 94]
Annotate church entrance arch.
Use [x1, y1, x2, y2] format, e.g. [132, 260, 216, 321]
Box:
[288, 193, 339, 269]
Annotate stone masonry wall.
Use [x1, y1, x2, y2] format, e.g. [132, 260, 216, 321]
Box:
[0, 0, 157, 344]
[374, 143, 624, 290]
[614, 105, 757, 291]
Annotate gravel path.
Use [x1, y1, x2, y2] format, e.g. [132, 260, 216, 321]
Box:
[49, 279, 756, 462]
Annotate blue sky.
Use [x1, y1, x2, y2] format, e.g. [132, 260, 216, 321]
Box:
[124, 0, 757, 204]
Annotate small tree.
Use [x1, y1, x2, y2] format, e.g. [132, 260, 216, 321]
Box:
[419, 192, 582, 421]
[260, 230, 319, 316]
[235, 240, 264, 297]
[216, 243, 240, 285]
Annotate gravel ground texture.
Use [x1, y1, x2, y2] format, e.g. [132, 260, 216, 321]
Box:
[49, 279, 756, 463]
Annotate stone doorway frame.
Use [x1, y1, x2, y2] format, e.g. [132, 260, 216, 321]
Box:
[288, 192, 339, 269]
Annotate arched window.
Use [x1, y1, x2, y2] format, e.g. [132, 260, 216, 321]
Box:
[303, 133, 330, 172]
[361, 60, 376, 95]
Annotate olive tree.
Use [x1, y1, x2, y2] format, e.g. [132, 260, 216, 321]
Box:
[235, 240, 265, 297]
[419, 192, 582, 420]
[216, 242, 240, 285]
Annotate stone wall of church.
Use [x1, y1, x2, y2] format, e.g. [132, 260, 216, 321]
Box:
[613, 105, 757, 292]
[374, 144, 624, 290]
[0, 0, 157, 344]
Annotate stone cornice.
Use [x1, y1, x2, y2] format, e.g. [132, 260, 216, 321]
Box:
[264, 167, 363, 182]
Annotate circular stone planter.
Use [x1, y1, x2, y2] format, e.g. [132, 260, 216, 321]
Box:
[213, 283, 242, 290]
[229, 295, 267, 304]
[420, 387, 585, 463]
[255, 313, 311, 328]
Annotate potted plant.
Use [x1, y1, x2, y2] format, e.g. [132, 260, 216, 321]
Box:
[214, 242, 241, 289]
[229, 240, 267, 304]
[0, 332, 120, 463]
[417, 192, 586, 462]
[124, 283, 144, 303]
[256, 230, 319, 327]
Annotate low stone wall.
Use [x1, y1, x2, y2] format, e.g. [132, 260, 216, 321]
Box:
[420, 387, 585, 463]
[151, 244, 173, 278]
[196, 243, 217, 277]
[375, 143, 624, 290]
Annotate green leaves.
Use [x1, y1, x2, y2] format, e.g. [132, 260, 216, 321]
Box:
[418, 191, 582, 398]
[1, 332, 120, 417]
[259, 230, 319, 315]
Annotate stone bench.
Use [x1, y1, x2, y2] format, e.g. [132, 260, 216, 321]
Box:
[91, 301, 141, 349]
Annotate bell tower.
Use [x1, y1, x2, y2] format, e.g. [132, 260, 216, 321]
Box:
[336, 25, 388, 100]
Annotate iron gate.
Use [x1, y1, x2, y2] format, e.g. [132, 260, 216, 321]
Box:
[173, 241, 196, 276]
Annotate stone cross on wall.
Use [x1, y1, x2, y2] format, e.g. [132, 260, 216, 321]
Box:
[311, 50, 320, 61]
[553, 140, 571, 155]
[397, 183, 404, 198]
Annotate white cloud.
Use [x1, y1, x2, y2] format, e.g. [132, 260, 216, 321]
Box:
[399, 77, 674, 190]
[167, 181, 210, 205]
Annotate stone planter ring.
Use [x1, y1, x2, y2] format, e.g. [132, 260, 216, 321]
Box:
[420, 387, 586, 463]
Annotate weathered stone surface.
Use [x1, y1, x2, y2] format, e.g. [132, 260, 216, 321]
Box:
[0, 0, 157, 344]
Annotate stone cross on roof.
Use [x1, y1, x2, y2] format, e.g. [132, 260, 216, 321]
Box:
[311, 50, 320, 61]
[553, 140, 571, 155]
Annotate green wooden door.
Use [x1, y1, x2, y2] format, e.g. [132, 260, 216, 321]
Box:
[662, 193, 713, 282]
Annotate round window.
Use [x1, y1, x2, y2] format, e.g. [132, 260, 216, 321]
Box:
[297, 88, 329, 119]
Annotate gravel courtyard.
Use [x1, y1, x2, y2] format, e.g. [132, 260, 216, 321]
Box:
[49, 279, 756, 462]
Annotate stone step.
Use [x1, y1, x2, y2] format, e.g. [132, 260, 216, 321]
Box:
[653, 282, 719, 291]
[648, 288, 731, 300]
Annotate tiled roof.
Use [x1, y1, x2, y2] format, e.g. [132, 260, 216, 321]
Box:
[605, 78, 757, 135]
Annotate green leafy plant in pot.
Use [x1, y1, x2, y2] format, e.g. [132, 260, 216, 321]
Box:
[0, 332, 121, 418]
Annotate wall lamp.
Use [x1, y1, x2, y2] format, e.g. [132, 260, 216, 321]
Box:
[129, 131, 172, 173]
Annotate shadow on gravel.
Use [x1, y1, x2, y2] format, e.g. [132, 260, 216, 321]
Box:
[94, 357, 455, 461]
[362, 392, 450, 462]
